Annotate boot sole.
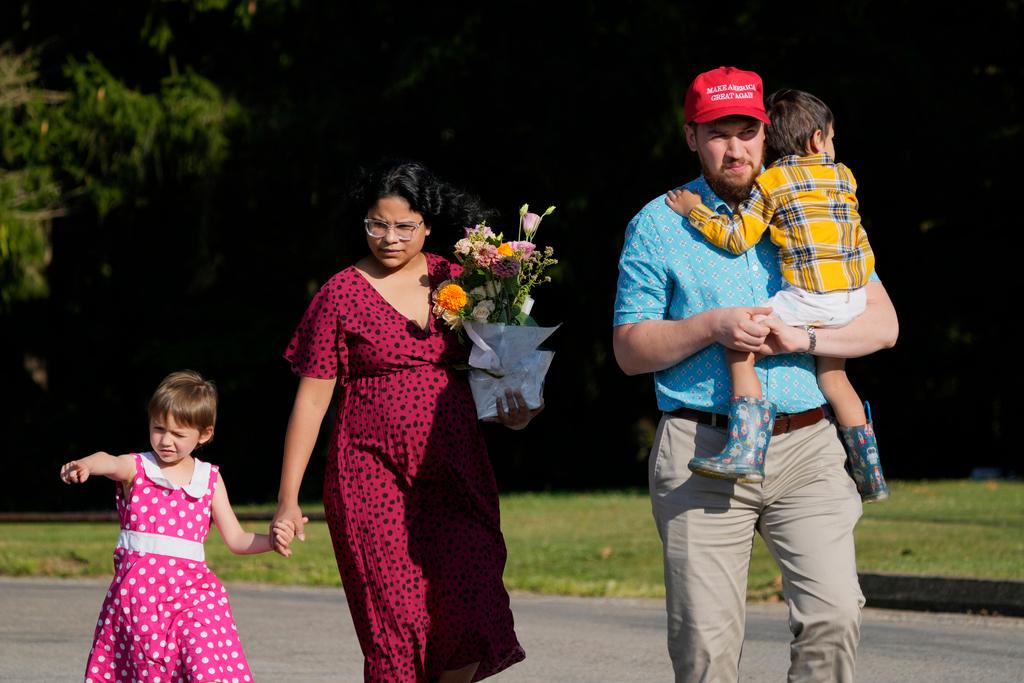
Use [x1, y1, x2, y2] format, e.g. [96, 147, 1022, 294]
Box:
[688, 464, 764, 484]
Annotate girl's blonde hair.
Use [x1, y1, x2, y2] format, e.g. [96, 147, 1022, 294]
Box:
[148, 370, 218, 431]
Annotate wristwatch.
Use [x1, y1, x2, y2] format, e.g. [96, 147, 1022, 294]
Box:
[803, 326, 817, 354]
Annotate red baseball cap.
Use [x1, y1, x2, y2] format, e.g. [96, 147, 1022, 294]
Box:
[684, 66, 770, 124]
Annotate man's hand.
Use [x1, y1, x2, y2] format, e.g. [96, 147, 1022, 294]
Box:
[709, 307, 773, 352]
[758, 316, 812, 356]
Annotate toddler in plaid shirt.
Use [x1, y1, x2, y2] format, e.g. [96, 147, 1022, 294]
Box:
[667, 88, 889, 502]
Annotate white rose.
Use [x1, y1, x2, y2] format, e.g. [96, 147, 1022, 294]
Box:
[471, 300, 495, 321]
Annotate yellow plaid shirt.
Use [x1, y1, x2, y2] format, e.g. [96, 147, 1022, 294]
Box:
[688, 153, 874, 292]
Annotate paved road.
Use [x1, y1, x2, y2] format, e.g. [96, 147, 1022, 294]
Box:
[2, 577, 1022, 681]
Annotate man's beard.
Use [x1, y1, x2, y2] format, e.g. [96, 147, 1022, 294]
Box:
[703, 166, 758, 207]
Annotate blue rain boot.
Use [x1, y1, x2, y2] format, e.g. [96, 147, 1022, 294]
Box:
[839, 420, 890, 503]
[689, 396, 775, 483]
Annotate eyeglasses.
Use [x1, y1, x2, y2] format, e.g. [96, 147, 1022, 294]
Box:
[363, 218, 424, 241]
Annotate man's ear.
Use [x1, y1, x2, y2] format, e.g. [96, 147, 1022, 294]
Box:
[684, 123, 699, 152]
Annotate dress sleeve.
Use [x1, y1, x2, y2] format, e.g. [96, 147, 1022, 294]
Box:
[283, 276, 346, 380]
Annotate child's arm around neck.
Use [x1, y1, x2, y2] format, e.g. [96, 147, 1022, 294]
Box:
[60, 452, 137, 486]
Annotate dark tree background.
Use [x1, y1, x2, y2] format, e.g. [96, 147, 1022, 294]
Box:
[2, 1, 1020, 510]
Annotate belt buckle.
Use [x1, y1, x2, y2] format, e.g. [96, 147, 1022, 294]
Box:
[776, 413, 792, 434]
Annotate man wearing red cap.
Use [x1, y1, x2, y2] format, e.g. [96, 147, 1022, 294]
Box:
[613, 66, 898, 682]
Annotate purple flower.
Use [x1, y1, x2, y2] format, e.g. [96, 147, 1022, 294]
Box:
[491, 256, 520, 278]
[465, 223, 495, 238]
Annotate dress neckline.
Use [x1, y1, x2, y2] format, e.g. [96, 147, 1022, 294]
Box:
[353, 253, 437, 333]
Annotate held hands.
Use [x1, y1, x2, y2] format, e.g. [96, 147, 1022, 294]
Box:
[710, 307, 774, 353]
[483, 390, 544, 430]
[665, 188, 702, 217]
[758, 316, 814, 356]
[271, 502, 309, 558]
[270, 518, 305, 558]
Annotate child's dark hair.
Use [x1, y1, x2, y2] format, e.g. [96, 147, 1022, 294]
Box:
[148, 370, 218, 432]
[348, 158, 494, 239]
[765, 89, 834, 160]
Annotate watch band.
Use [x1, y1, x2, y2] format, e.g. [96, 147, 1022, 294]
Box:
[804, 326, 817, 354]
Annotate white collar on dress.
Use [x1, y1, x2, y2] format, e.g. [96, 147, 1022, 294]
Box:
[140, 451, 212, 499]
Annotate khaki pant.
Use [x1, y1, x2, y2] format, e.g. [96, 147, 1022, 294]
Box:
[649, 413, 865, 683]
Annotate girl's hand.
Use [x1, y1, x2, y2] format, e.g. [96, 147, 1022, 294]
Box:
[486, 390, 543, 430]
[271, 519, 303, 558]
[60, 460, 92, 484]
[271, 502, 308, 556]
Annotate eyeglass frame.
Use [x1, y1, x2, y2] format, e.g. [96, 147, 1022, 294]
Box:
[363, 218, 425, 242]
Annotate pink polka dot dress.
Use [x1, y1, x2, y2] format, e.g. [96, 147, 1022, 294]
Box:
[84, 452, 253, 682]
[285, 253, 524, 682]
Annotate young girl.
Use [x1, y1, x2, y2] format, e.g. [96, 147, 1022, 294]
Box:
[666, 88, 889, 501]
[60, 370, 297, 682]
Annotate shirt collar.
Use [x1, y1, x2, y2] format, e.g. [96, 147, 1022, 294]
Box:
[140, 451, 211, 499]
[772, 152, 835, 168]
[683, 175, 733, 216]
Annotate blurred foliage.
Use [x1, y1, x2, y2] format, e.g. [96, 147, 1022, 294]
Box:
[0, 1, 1021, 510]
[0, 48, 63, 307]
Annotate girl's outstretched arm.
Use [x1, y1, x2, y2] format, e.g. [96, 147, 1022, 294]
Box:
[60, 452, 136, 485]
[211, 475, 304, 556]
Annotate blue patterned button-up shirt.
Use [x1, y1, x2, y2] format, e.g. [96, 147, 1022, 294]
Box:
[614, 175, 876, 414]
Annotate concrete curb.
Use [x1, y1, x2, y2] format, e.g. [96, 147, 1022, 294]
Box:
[5, 513, 1021, 617]
[858, 572, 1024, 617]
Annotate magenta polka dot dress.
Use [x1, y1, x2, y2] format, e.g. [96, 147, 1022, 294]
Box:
[285, 253, 524, 682]
[84, 452, 253, 682]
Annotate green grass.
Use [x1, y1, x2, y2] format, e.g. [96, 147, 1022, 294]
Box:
[3, 481, 1021, 601]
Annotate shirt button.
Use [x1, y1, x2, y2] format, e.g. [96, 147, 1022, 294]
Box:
[751, 264, 760, 272]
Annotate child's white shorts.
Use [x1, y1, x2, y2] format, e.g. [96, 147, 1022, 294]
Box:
[764, 283, 867, 328]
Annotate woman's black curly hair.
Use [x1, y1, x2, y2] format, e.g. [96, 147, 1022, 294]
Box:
[348, 158, 494, 239]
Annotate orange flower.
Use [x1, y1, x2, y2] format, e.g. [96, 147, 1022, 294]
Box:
[497, 242, 514, 257]
[435, 283, 468, 312]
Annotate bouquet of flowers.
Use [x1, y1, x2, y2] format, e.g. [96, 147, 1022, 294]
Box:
[432, 204, 560, 419]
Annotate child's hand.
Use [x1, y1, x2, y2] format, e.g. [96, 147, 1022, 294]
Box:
[271, 517, 307, 558]
[60, 460, 92, 484]
[665, 188, 702, 218]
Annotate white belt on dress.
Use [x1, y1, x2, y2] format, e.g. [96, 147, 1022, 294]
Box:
[117, 529, 205, 562]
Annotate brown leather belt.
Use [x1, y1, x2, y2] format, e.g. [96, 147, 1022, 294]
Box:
[667, 405, 827, 435]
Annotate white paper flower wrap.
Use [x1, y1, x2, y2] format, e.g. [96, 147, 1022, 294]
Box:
[462, 320, 559, 419]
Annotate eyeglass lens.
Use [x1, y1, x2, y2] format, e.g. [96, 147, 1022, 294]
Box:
[364, 219, 421, 240]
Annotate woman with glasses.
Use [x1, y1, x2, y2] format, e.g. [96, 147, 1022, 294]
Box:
[272, 159, 538, 683]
